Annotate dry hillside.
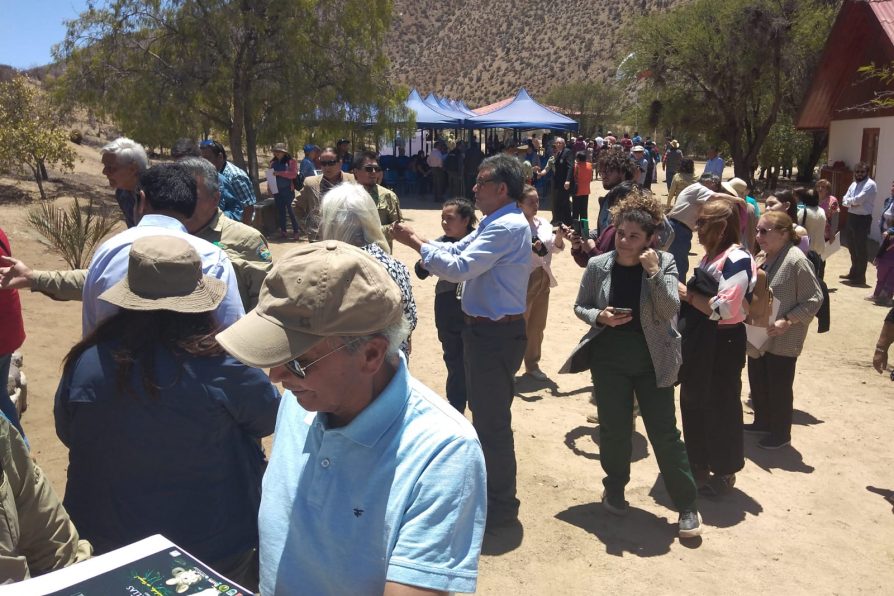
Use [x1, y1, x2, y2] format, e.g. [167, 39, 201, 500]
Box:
[387, 0, 681, 106]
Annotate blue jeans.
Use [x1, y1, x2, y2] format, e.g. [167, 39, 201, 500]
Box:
[275, 190, 299, 235]
[668, 219, 693, 281]
[0, 354, 27, 447]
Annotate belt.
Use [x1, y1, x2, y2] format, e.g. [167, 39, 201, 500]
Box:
[464, 313, 525, 325]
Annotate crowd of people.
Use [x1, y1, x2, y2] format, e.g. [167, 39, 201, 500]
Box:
[0, 128, 891, 594]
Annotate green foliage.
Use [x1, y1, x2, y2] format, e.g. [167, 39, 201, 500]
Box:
[855, 61, 894, 110]
[27, 198, 118, 269]
[758, 112, 811, 171]
[626, 0, 835, 181]
[544, 80, 621, 137]
[0, 76, 77, 199]
[51, 0, 407, 181]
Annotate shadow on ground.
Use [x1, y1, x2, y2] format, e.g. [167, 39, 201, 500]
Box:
[514, 375, 591, 401]
[744, 439, 815, 474]
[555, 501, 689, 557]
[647, 475, 763, 528]
[563, 424, 648, 463]
[866, 486, 894, 513]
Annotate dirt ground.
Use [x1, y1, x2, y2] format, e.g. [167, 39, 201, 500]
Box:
[2, 147, 893, 594]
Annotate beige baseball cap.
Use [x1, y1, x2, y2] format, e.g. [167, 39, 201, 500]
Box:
[216, 240, 403, 368]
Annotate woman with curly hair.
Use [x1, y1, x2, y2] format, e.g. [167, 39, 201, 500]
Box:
[561, 189, 700, 538]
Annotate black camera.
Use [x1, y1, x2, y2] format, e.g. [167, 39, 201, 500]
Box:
[531, 239, 548, 257]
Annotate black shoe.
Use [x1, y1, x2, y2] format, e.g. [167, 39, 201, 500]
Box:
[678, 509, 702, 538]
[842, 279, 867, 286]
[839, 273, 854, 280]
[758, 436, 791, 450]
[485, 510, 519, 531]
[743, 423, 770, 435]
[601, 490, 629, 516]
[700, 473, 736, 496]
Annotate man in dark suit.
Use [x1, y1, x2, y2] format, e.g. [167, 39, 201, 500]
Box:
[544, 137, 574, 226]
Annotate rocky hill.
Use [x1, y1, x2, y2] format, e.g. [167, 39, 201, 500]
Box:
[387, 0, 681, 106]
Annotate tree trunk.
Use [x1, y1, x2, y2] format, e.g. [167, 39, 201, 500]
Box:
[796, 129, 828, 183]
[244, 102, 261, 197]
[30, 164, 46, 200]
[39, 159, 49, 181]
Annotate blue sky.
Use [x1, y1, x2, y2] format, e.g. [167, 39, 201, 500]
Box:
[0, 0, 87, 69]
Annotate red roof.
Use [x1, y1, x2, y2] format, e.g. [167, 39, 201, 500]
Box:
[797, 0, 894, 129]
[870, 0, 894, 45]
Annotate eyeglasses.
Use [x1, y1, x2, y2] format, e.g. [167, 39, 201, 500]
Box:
[362, 164, 382, 173]
[284, 340, 357, 378]
[319, 159, 339, 167]
[475, 177, 496, 186]
[755, 227, 777, 235]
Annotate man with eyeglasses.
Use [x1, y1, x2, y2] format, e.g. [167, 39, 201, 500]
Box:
[216, 241, 487, 596]
[392, 154, 531, 531]
[840, 161, 878, 286]
[292, 146, 355, 241]
[353, 151, 403, 250]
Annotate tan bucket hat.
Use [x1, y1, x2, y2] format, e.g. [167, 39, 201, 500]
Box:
[724, 177, 749, 199]
[272, 142, 288, 153]
[99, 236, 226, 313]
[216, 240, 403, 368]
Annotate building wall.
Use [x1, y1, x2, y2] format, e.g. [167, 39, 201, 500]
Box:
[829, 117, 893, 242]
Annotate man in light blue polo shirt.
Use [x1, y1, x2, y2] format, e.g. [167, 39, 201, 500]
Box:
[393, 154, 532, 530]
[216, 241, 486, 596]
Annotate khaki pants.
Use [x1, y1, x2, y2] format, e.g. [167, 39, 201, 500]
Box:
[524, 267, 551, 371]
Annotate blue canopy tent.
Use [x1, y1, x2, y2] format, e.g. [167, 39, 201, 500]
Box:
[422, 92, 470, 123]
[466, 88, 579, 131]
[407, 89, 464, 128]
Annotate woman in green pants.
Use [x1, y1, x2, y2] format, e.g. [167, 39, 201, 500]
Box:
[563, 189, 700, 538]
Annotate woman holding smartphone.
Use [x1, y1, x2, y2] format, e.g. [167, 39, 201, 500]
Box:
[562, 189, 700, 538]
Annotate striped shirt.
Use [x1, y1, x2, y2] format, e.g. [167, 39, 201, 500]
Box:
[700, 245, 756, 326]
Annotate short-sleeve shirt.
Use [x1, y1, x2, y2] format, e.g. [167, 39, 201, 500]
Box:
[667, 183, 715, 231]
[258, 357, 487, 595]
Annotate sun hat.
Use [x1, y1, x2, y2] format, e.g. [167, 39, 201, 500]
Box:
[99, 236, 226, 313]
[670, 140, 680, 149]
[723, 177, 749, 199]
[632, 145, 645, 152]
[216, 240, 403, 368]
[272, 142, 288, 153]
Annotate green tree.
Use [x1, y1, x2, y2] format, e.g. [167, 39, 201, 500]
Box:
[544, 80, 621, 137]
[0, 76, 76, 200]
[52, 0, 409, 188]
[627, 0, 835, 184]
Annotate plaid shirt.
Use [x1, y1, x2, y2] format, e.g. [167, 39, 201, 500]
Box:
[218, 161, 257, 221]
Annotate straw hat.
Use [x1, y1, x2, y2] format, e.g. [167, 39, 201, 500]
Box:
[99, 236, 226, 313]
[217, 241, 403, 367]
[670, 140, 680, 149]
[722, 177, 749, 199]
[632, 145, 645, 152]
[272, 143, 288, 153]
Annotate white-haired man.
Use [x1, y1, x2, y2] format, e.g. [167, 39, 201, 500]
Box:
[216, 241, 486, 596]
[101, 137, 149, 228]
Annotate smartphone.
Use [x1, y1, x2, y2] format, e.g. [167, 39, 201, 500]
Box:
[571, 220, 582, 236]
[580, 218, 589, 238]
[612, 307, 633, 315]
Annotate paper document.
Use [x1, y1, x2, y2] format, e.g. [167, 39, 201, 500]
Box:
[744, 297, 781, 350]
[265, 167, 277, 196]
[0, 534, 254, 596]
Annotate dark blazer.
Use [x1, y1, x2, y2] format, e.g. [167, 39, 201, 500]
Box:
[551, 148, 574, 190]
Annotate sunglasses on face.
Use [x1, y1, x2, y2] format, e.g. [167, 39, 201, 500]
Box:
[319, 159, 339, 167]
[755, 227, 777, 235]
[362, 164, 382, 173]
[284, 340, 357, 378]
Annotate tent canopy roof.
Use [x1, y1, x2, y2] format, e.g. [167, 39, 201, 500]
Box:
[466, 88, 579, 131]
